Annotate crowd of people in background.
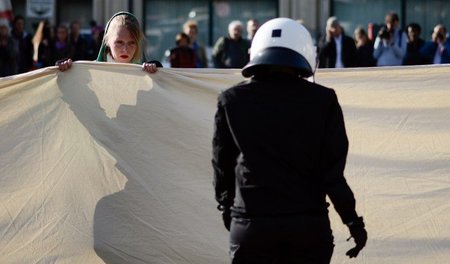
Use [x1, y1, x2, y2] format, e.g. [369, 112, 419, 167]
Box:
[318, 12, 450, 69]
[1, 11, 450, 77]
[0, 15, 104, 77]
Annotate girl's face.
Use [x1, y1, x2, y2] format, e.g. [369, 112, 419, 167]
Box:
[109, 26, 137, 63]
[56, 27, 68, 42]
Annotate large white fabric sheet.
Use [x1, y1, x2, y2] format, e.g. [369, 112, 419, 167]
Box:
[0, 62, 449, 263]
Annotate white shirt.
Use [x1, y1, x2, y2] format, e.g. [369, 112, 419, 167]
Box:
[433, 44, 444, 64]
[334, 35, 344, 68]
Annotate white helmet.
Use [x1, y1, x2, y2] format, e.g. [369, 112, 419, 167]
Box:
[242, 17, 317, 78]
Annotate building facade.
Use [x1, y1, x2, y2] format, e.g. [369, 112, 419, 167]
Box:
[11, 0, 450, 64]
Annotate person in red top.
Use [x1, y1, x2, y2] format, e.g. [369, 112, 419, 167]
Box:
[169, 32, 196, 68]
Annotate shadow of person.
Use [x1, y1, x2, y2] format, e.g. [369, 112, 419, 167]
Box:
[57, 62, 229, 263]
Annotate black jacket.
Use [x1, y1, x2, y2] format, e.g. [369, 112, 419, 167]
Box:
[403, 38, 425, 65]
[212, 74, 358, 224]
[318, 34, 357, 68]
[212, 36, 250, 68]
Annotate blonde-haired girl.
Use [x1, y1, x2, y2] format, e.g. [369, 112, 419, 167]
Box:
[58, 11, 160, 73]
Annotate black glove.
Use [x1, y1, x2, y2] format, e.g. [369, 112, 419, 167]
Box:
[217, 205, 231, 231]
[346, 216, 367, 258]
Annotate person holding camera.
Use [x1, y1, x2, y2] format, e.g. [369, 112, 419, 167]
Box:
[373, 12, 408, 66]
[419, 24, 450, 64]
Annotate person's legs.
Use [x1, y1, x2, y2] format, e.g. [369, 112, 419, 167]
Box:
[229, 215, 334, 264]
[281, 215, 334, 264]
[229, 217, 279, 264]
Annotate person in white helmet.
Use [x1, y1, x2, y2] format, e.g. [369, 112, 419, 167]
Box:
[212, 17, 367, 263]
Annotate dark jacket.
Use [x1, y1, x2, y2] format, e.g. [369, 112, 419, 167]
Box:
[70, 34, 89, 61]
[170, 46, 196, 68]
[318, 34, 357, 68]
[212, 74, 358, 224]
[212, 36, 250, 68]
[0, 37, 17, 76]
[403, 38, 425, 65]
[419, 41, 450, 64]
[355, 43, 376, 67]
[11, 31, 33, 73]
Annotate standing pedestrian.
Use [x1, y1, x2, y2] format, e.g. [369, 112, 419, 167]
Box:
[246, 19, 259, 42]
[51, 24, 71, 65]
[403, 23, 425, 65]
[169, 32, 196, 68]
[212, 17, 367, 264]
[69, 20, 88, 61]
[212, 20, 250, 69]
[183, 20, 208, 68]
[373, 12, 408, 66]
[354, 26, 376, 67]
[318, 17, 357, 68]
[11, 15, 33, 73]
[0, 20, 17, 76]
[419, 24, 450, 64]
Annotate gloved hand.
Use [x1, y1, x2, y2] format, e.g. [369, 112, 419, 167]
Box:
[217, 205, 231, 231]
[346, 216, 367, 258]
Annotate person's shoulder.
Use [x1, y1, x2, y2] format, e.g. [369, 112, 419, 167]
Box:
[417, 38, 425, 46]
[318, 35, 328, 45]
[304, 80, 338, 98]
[215, 36, 227, 45]
[223, 79, 252, 93]
[24, 32, 33, 42]
[197, 42, 207, 49]
[343, 34, 355, 44]
[421, 41, 437, 50]
[218, 80, 252, 101]
[240, 37, 251, 46]
[170, 46, 189, 53]
[181, 46, 195, 52]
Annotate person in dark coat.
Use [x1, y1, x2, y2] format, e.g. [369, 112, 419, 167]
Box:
[403, 23, 425, 65]
[212, 17, 367, 264]
[51, 24, 71, 66]
[212, 20, 250, 69]
[318, 17, 357, 68]
[420, 24, 450, 64]
[354, 27, 376, 67]
[11, 15, 33, 73]
[0, 21, 17, 76]
[69, 20, 89, 61]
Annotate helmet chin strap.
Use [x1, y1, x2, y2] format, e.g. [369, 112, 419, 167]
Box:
[311, 58, 320, 83]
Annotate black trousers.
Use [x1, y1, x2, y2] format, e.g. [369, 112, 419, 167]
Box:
[229, 215, 334, 264]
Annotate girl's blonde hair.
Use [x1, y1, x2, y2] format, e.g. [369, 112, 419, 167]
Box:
[102, 14, 144, 63]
